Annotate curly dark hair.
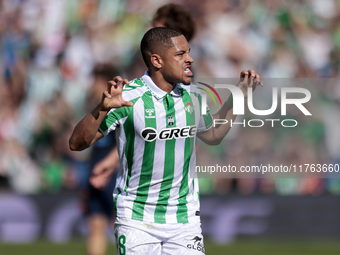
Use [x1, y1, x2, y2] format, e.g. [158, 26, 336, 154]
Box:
[152, 3, 196, 42]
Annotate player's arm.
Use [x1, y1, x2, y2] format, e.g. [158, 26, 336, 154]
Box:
[69, 76, 133, 151]
[90, 147, 119, 189]
[197, 70, 263, 145]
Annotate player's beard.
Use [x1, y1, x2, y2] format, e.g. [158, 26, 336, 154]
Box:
[180, 73, 192, 85]
[182, 80, 191, 85]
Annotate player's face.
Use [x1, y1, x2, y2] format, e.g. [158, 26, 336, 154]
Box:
[161, 35, 194, 85]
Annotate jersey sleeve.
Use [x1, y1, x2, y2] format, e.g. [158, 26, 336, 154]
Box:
[197, 103, 214, 133]
[99, 82, 143, 136]
[188, 83, 214, 133]
[99, 108, 121, 136]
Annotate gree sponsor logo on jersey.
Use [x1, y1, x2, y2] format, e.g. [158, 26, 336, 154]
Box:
[140, 125, 197, 142]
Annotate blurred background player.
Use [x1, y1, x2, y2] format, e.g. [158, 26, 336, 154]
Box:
[85, 3, 197, 255]
[82, 64, 119, 255]
[150, 3, 196, 42]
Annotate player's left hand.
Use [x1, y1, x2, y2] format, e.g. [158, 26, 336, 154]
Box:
[237, 69, 263, 98]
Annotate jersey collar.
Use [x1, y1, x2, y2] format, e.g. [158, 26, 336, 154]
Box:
[141, 71, 183, 100]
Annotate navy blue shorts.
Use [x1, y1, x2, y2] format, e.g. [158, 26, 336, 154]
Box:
[84, 173, 117, 219]
[82, 132, 117, 219]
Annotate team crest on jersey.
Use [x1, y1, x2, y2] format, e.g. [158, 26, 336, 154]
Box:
[168, 114, 174, 126]
[145, 109, 155, 118]
[184, 102, 194, 114]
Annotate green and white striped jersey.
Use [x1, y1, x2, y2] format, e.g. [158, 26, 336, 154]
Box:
[99, 72, 213, 224]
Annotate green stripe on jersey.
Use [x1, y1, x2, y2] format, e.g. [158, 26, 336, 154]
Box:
[99, 98, 138, 132]
[114, 188, 122, 216]
[191, 91, 213, 129]
[176, 89, 195, 223]
[132, 91, 156, 221]
[203, 108, 213, 129]
[134, 78, 144, 87]
[190, 92, 202, 115]
[123, 97, 140, 193]
[123, 78, 144, 91]
[154, 94, 176, 223]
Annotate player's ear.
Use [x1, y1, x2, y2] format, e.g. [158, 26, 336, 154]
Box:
[151, 54, 163, 69]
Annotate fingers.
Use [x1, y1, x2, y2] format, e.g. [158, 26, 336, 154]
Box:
[240, 70, 263, 88]
[248, 70, 255, 88]
[105, 76, 130, 100]
[107, 76, 122, 91]
[240, 70, 256, 84]
[89, 176, 99, 188]
[247, 69, 256, 87]
[103, 90, 112, 99]
[255, 73, 264, 87]
[106, 79, 118, 99]
[114, 77, 130, 88]
[253, 73, 264, 89]
[123, 100, 134, 107]
[107, 76, 129, 90]
[112, 76, 123, 84]
[91, 164, 110, 189]
[248, 69, 256, 79]
[122, 79, 129, 86]
[92, 163, 104, 175]
[240, 70, 249, 81]
[90, 176, 107, 189]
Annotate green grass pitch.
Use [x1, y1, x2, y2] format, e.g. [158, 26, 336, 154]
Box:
[1, 240, 340, 255]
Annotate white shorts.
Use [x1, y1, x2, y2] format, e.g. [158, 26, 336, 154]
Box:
[114, 218, 205, 255]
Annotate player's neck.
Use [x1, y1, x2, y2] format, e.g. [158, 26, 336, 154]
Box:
[148, 70, 175, 93]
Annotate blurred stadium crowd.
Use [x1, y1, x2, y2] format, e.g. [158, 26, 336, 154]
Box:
[1, 0, 340, 196]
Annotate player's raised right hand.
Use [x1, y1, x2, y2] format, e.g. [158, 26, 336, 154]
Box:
[101, 76, 133, 111]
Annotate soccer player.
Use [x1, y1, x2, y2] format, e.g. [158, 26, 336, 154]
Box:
[84, 4, 198, 255]
[70, 27, 262, 254]
[89, 3, 197, 189]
